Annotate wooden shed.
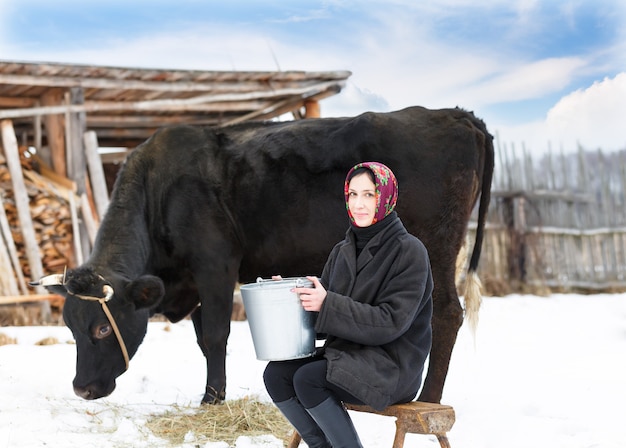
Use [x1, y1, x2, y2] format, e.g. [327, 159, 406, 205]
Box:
[0, 60, 350, 320]
[0, 60, 350, 177]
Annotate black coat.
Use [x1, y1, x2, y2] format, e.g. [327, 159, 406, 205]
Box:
[316, 216, 433, 411]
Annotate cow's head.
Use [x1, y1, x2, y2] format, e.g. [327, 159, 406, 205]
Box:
[31, 266, 165, 400]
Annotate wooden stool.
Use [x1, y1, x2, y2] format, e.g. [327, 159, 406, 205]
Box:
[287, 401, 455, 448]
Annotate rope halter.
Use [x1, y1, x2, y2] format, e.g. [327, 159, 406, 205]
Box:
[74, 284, 130, 371]
[33, 273, 130, 371]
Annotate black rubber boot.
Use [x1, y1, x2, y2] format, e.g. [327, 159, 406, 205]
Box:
[306, 397, 363, 448]
[275, 397, 331, 448]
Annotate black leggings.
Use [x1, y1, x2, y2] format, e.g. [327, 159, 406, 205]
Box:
[263, 355, 365, 409]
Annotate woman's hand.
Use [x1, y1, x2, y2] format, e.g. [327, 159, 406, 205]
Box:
[293, 276, 327, 312]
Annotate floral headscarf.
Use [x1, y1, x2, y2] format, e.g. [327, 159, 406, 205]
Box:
[344, 161, 398, 226]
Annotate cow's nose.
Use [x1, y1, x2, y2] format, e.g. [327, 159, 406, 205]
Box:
[74, 384, 99, 400]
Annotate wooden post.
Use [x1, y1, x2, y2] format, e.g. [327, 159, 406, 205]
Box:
[34, 103, 42, 151]
[0, 192, 28, 295]
[68, 193, 83, 266]
[65, 88, 91, 261]
[1, 119, 51, 320]
[41, 89, 67, 177]
[67, 87, 88, 195]
[502, 194, 527, 287]
[513, 196, 527, 283]
[0, 222, 19, 296]
[83, 131, 109, 219]
[0, 294, 64, 306]
[79, 193, 98, 246]
[304, 100, 320, 118]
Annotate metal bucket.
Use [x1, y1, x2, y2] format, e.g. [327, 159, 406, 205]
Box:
[240, 277, 317, 361]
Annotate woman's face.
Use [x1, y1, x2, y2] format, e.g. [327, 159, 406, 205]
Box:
[348, 172, 377, 227]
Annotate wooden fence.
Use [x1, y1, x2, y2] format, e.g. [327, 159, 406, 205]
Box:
[467, 143, 626, 295]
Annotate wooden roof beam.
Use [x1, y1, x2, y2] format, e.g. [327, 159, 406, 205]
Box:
[220, 86, 341, 126]
[0, 81, 346, 119]
[79, 99, 275, 115]
[0, 96, 37, 107]
[0, 71, 351, 94]
[85, 116, 227, 127]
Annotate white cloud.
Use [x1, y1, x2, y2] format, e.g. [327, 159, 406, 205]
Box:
[5, 27, 285, 71]
[546, 73, 626, 150]
[492, 72, 626, 155]
[2, 1, 623, 157]
[467, 57, 587, 104]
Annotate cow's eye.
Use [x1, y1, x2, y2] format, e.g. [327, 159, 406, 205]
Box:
[94, 323, 112, 339]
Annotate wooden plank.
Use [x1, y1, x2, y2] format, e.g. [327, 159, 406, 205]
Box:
[0, 80, 345, 119]
[34, 107, 42, 150]
[0, 192, 27, 294]
[83, 130, 109, 219]
[41, 89, 67, 177]
[68, 99, 274, 115]
[0, 96, 36, 107]
[304, 99, 320, 118]
[67, 87, 87, 195]
[0, 70, 350, 94]
[618, 155, 626, 281]
[1, 120, 50, 320]
[1, 120, 45, 287]
[68, 193, 83, 266]
[79, 193, 98, 245]
[0, 294, 64, 306]
[35, 158, 77, 193]
[0, 227, 19, 296]
[65, 89, 87, 260]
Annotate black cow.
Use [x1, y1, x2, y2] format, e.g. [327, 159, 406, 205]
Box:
[33, 106, 493, 405]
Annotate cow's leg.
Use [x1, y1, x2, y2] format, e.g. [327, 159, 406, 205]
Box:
[191, 288, 234, 404]
[418, 270, 464, 404]
[190, 307, 218, 402]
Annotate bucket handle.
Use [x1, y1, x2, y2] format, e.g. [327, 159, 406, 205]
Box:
[295, 278, 310, 288]
[255, 277, 311, 287]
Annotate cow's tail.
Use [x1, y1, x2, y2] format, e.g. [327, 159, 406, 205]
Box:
[463, 126, 494, 336]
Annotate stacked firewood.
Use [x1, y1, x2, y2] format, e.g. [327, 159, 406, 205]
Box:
[0, 152, 75, 293]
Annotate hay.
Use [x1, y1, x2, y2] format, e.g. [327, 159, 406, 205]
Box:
[35, 336, 59, 346]
[0, 332, 17, 345]
[146, 396, 293, 446]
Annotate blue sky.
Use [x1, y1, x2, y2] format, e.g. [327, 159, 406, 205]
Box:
[1, 0, 625, 155]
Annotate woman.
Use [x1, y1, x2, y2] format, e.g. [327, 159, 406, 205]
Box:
[263, 162, 433, 448]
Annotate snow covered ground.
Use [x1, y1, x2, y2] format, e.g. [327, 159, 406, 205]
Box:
[1, 293, 625, 447]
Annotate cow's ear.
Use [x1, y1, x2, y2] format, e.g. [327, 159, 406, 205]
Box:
[125, 275, 165, 309]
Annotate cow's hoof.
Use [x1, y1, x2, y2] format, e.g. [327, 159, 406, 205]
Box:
[201, 387, 226, 405]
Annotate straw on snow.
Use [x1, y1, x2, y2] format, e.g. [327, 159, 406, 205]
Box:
[146, 396, 293, 445]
